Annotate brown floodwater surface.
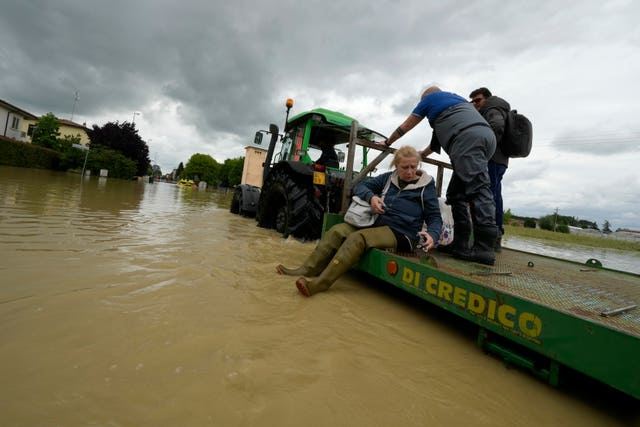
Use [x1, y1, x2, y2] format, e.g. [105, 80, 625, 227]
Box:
[1, 166, 638, 426]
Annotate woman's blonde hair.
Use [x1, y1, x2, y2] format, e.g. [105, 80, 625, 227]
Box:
[390, 145, 420, 168]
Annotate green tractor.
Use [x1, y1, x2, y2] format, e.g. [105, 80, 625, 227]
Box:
[231, 99, 389, 241]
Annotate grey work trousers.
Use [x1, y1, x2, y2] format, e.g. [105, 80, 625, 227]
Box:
[444, 125, 497, 228]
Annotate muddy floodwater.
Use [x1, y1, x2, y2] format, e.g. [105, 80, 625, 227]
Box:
[1, 166, 638, 426]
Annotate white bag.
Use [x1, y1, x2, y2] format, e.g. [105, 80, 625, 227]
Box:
[344, 176, 392, 228]
[437, 198, 454, 246]
[344, 196, 377, 228]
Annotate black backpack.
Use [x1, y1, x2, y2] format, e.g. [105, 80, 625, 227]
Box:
[501, 110, 533, 158]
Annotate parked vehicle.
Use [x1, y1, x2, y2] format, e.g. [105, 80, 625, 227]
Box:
[177, 178, 196, 189]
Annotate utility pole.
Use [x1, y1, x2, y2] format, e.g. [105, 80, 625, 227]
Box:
[554, 207, 559, 231]
[71, 90, 79, 121]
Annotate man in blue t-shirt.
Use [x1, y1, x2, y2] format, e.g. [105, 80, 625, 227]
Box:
[381, 86, 498, 265]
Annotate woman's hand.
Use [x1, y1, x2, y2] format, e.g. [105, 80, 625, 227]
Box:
[417, 230, 435, 252]
[370, 195, 385, 214]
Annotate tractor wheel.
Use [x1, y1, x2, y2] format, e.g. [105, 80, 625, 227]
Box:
[230, 187, 241, 214]
[256, 169, 323, 240]
[275, 205, 288, 234]
[238, 192, 247, 217]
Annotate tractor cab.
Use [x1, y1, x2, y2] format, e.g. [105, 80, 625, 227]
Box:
[235, 99, 390, 240]
[274, 108, 386, 173]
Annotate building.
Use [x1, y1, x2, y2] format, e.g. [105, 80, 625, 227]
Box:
[240, 146, 267, 187]
[0, 98, 38, 142]
[23, 117, 91, 146]
[1, 98, 91, 146]
[52, 118, 91, 146]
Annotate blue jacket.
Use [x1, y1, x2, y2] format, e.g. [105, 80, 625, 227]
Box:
[353, 170, 442, 244]
[412, 91, 490, 154]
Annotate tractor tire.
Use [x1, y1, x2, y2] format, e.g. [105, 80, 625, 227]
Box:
[256, 169, 323, 240]
[230, 187, 241, 214]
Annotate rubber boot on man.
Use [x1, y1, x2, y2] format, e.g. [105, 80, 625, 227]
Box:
[453, 200, 498, 266]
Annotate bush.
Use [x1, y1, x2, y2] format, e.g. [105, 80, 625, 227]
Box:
[0, 136, 61, 169]
[556, 224, 570, 234]
[59, 147, 87, 171]
[524, 218, 537, 228]
[85, 147, 137, 179]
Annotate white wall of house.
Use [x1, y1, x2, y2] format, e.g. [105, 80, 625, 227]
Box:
[0, 106, 28, 141]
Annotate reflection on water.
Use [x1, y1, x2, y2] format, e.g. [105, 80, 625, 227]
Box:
[1, 166, 638, 426]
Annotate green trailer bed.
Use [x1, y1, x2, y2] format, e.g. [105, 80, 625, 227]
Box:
[324, 214, 640, 399]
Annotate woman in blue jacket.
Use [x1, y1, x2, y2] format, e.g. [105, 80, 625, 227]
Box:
[276, 146, 442, 297]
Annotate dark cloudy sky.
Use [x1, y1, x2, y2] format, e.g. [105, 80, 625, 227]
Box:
[1, 0, 639, 229]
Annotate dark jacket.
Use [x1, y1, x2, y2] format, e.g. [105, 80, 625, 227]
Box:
[353, 170, 442, 245]
[480, 96, 511, 166]
[316, 145, 339, 168]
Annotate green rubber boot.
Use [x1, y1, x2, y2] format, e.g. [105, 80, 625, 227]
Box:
[276, 223, 354, 277]
[296, 226, 396, 297]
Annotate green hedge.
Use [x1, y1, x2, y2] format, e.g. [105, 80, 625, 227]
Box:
[0, 136, 61, 169]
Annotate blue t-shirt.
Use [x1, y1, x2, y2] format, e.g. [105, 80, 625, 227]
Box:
[411, 91, 467, 121]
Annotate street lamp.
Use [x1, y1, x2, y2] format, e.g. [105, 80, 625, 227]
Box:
[132, 112, 140, 124]
[72, 143, 90, 178]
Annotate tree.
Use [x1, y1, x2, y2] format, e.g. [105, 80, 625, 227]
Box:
[176, 162, 184, 179]
[538, 212, 576, 232]
[503, 208, 512, 225]
[183, 153, 220, 184]
[31, 113, 61, 151]
[538, 214, 555, 231]
[602, 220, 612, 234]
[219, 157, 244, 187]
[87, 121, 150, 176]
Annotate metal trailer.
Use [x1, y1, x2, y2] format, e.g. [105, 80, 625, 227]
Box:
[328, 211, 640, 399]
[331, 121, 640, 400]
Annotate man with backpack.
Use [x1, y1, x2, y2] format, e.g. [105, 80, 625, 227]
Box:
[382, 86, 498, 265]
[469, 87, 511, 252]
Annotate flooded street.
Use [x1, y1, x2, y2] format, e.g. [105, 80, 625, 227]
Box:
[1, 166, 638, 426]
[503, 236, 640, 275]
